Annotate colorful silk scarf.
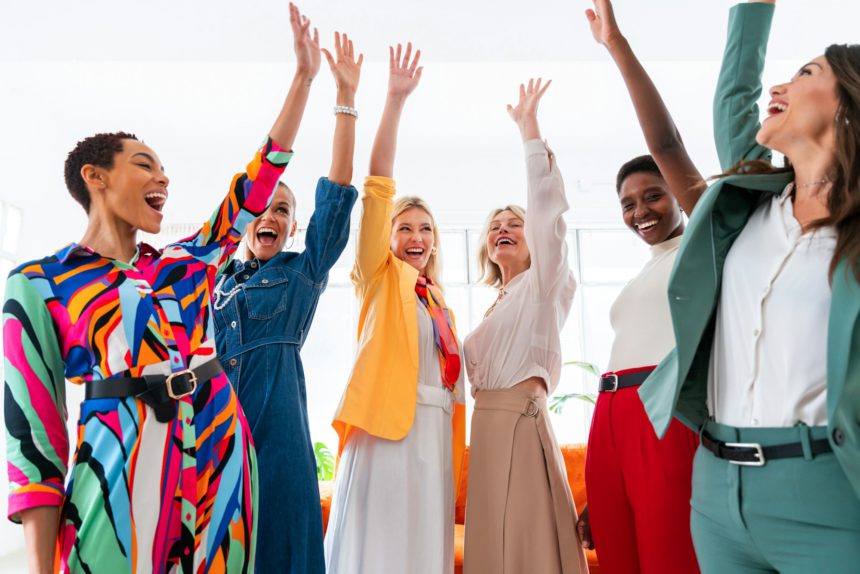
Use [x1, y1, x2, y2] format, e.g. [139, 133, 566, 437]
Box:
[415, 275, 461, 393]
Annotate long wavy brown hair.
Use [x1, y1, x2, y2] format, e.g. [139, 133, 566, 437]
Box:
[722, 44, 860, 282]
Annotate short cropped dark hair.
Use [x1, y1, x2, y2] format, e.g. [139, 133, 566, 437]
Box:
[615, 154, 663, 194]
[64, 132, 138, 212]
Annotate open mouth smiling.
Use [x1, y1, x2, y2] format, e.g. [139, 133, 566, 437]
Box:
[256, 226, 279, 247]
[635, 219, 658, 234]
[405, 246, 425, 260]
[145, 191, 167, 213]
[766, 100, 788, 118]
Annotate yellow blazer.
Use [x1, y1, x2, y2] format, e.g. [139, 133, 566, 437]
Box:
[332, 176, 466, 491]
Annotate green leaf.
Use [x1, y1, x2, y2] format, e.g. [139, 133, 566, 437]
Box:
[549, 392, 597, 414]
[562, 360, 601, 378]
[314, 441, 335, 481]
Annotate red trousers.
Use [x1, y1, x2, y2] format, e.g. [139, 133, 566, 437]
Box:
[585, 384, 700, 574]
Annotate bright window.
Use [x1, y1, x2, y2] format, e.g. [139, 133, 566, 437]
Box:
[150, 222, 649, 449]
[0, 202, 23, 303]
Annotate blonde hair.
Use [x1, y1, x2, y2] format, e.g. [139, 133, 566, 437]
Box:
[351, 195, 444, 288]
[395, 196, 444, 287]
[478, 204, 528, 289]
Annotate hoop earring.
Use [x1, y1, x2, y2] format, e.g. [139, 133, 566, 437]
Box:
[286, 235, 295, 250]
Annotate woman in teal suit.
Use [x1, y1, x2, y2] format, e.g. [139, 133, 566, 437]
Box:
[639, 0, 860, 572]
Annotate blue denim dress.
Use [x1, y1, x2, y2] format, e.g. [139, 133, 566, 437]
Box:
[213, 177, 357, 574]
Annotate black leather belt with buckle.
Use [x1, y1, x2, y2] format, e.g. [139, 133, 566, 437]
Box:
[598, 368, 654, 393]
[85, 359, 224, 423]
[700, 430, 832, 467]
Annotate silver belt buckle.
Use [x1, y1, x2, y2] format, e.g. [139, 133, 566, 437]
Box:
[166, 369, 198, 400]
[725, 442, 766, 466]
[602, 374, 619, 392]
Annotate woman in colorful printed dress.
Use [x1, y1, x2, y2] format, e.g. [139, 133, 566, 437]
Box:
[212, 27, 360, 574]
[2, 4, 316, 572]
[325, 43, 466, 574]
[462, 79, 588, 574]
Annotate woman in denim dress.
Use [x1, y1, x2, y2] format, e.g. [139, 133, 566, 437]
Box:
[212, 27, 360, 574]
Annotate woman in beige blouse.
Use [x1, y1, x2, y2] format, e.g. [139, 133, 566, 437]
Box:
[462, 79, 588, 574]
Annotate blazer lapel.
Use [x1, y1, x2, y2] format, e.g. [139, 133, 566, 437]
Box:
[827, 260, 860, 419]
[657, 171, 793, 433]
[670, 173, 790, 383]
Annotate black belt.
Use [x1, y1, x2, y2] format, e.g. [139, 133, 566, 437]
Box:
[85, 359, 224, 423]
[598, 368, 654, 392]
[701, 430, 832, 467]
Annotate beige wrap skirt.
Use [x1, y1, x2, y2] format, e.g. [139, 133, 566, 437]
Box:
[463, 386, 588, 574]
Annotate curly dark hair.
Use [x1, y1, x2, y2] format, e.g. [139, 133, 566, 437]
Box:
[615, 154, 664, 194]
[64, 132, 138, 213]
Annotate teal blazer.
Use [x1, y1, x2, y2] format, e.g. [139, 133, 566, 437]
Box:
[639, 2, 860, 499]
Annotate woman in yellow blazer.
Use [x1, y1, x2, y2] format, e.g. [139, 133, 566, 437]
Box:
[323, 43, 466, 574]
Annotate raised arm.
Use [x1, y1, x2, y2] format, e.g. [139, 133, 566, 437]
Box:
[508, 79, 572, 297]
[369, 43, 423, 178]
[322, 32, 363, 185]
[352, 44, 423, 284]
[177, 3, 320, 271]
[269, 2, 320, 150]
[298, 33, 362, 280]
[586, 0, 705, 214]
[713, 0, 776, 170]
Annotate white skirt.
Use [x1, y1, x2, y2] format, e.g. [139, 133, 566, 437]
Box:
[324, 385, 455, 574]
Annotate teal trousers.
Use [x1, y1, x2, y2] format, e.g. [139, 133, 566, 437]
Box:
[690, 421, 860, 573]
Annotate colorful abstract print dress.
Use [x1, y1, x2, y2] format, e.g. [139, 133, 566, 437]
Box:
[3, 139, 291, 573]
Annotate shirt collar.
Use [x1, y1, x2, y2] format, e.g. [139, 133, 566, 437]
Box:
[56, 241, 159, 264]
[778, 182, 795, 206]
[776, 183, 838, 240]
[650, 234, 683, 257]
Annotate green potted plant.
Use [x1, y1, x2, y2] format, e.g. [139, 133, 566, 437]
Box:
[549, 360, 599, 414]
[314, 441, 335, 481]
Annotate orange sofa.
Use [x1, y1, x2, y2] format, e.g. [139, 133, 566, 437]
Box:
[320, 443, 599, 573]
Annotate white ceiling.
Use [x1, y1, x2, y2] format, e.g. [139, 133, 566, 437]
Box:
[0, 1, 854, 264]
[1, 0, 854, 63]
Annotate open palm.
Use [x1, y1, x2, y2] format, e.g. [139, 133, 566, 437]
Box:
[585, 0, 623, 47]
[507, 78, 551, 126]
[289, 2, 320, 79]
[388, 42, 423, 98]
[322, 32, 363, 94]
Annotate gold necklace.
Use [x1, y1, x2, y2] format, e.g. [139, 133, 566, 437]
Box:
[483, 288, 508, 319]
[796, 178, 831, 189]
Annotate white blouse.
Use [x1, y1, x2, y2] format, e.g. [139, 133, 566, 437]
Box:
[463, 139, 577, 396]
[606, 235, 682, 373]
[708, 184, 835, 427]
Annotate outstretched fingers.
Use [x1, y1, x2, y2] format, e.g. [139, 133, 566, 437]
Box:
[403, 42, 413, 69]
[539, 78, 552, 96]
[408, 48, 421, 74]
[321, 48, 335, 69]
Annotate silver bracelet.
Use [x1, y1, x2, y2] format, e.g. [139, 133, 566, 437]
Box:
[334, 105, 358, 118]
